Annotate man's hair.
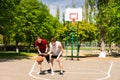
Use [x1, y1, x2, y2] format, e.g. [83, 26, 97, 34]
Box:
[51, 38, 56, 42]
[37, 36, 42, 39]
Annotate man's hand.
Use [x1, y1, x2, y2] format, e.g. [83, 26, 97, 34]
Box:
[45, 52, 47, 54]
[56, 56, 59, 61]
[45, 52, 49, 56]
[39, 53, 46, 56]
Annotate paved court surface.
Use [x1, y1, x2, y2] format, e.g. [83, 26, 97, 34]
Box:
[0, 56, 120, 80]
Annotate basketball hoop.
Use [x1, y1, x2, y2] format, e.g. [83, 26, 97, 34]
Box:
[72, 18, 75, 24]
[70, 13, 78, 21]
[70, 13, 78, 25]
[65, 8, 82, 21]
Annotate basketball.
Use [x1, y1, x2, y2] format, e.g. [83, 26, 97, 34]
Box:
[36, 56, 44, 62]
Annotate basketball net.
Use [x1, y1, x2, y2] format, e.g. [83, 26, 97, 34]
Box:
[72, 18, 75, 25]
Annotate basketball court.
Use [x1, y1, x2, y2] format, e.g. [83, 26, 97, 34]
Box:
[0, 6, 119, 80]
[0, 56, 120, 80]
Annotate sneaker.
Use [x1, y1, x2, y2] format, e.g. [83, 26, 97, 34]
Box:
[51, 71, 54, 76]
[36, 72, 40, 75]
[37, 71, 45, 75]
[47, 69, 51, 73]
[59, 72, 63, 75]
[40, 72, 45, 75]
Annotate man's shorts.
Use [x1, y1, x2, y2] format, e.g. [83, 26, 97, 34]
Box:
[38, 53, 50, 63]
[51, 54, 62, 59]
[45, 55, 50, 62]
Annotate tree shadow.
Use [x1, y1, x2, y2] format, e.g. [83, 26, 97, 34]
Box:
[65, 54, 99, 58]
[64, 54, 99, 60]
[0, 51, 33, 62]
[109, 53, 120, 57]
[83, 54, 99, 57]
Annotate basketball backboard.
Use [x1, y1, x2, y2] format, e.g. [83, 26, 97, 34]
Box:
[65, 8, 82, 21]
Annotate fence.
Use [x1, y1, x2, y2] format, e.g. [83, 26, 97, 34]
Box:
[0, 45, 37, 52]
[0, 42, 119, 56]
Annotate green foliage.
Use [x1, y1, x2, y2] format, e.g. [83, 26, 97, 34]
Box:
[0, 0, 61, 50]
[1, 0, 119, 52]
[0, 0, 21, 27]
[14, 0, 61, 43]
[106, 26, 120, 44]
[55, 25, 68, 41]
[0, 0, 21, 46]
[78, 21, 98, 42]
[87, 0, 120, 51]
[104, 0, 120, 45]
[55, 21, 98, 42]
[56, 5, 60, 20]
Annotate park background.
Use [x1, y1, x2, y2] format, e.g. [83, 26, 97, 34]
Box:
[0, 0, 120, 57]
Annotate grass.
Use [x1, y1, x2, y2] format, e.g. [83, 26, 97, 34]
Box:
[66, 47, 100, 50]
[0, 51, 37, 59]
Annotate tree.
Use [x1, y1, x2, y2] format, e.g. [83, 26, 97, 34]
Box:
[7, 0, 61, 52]
[78, 21, 98, 43]
[0, 0, 62, 52]
[96, 0, 120, 52]
[62, 12, 65, 26]
[55, 21, 98, 43]
[72, 0, 76, 8]
[56, 5, 60, 20]
[88, 0, 96, 23]
[106, 0, 120, 46]
[87, 0, 120, 57]
[82, 0, 89, 21]
[0, 0, 21, 50]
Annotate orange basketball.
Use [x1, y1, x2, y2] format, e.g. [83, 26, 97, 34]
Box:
[36, 56, 44, 62]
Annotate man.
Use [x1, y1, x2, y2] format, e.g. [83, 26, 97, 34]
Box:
[48, 38, 64, 75]
[35, 36, 54, 75]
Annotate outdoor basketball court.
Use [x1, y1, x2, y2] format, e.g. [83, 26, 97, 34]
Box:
[0, 56, 120, 80]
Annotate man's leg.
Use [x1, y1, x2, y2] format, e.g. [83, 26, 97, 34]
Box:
[45, 55, 52, 72]
[45, 55, 54, 75]
[37, 62, 43, 74]
[57, 58, 63, 75]
[50, 58, 54, 75]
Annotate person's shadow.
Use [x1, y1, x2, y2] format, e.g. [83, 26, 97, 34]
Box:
[40, 70, 65, 75]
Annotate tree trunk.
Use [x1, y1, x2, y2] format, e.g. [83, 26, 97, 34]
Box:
[100, 29, 105, 52]
[16, 40, 19, 53]
[3, 35, 7, 51]
[98, 25, 107, 58]
[27, 43, 31, 52]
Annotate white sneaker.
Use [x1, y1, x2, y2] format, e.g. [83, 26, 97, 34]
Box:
[36, 72, 40, 74]
[51, 71, 54, 76]
[36, 71, 45, 75]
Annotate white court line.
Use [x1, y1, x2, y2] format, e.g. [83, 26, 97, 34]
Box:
[66, 68, 107, 74]
[29, 60, 50, 80]
[66, 70, 106, 74]
[96, 62, 113, 80]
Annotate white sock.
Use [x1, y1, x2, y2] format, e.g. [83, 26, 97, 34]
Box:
[51, 71, 54, 75]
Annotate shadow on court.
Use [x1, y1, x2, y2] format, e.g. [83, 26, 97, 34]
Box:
[0, 51, 32, 62]
[65, 54, 99, 58]
[64, 54, 99, 61]
[0, 56, 120, 80]
[36, 70, 66, 75]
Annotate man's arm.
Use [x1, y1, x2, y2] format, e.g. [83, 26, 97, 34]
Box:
[47, 43, 52, 55]
[36, 46, 41, 54]
[45, 44, 48, 53]
[57, 44, 63, 59]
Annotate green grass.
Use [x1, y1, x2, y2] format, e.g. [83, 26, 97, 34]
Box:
[0, 51, 36, 59]
[66, 47, 100, 50]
